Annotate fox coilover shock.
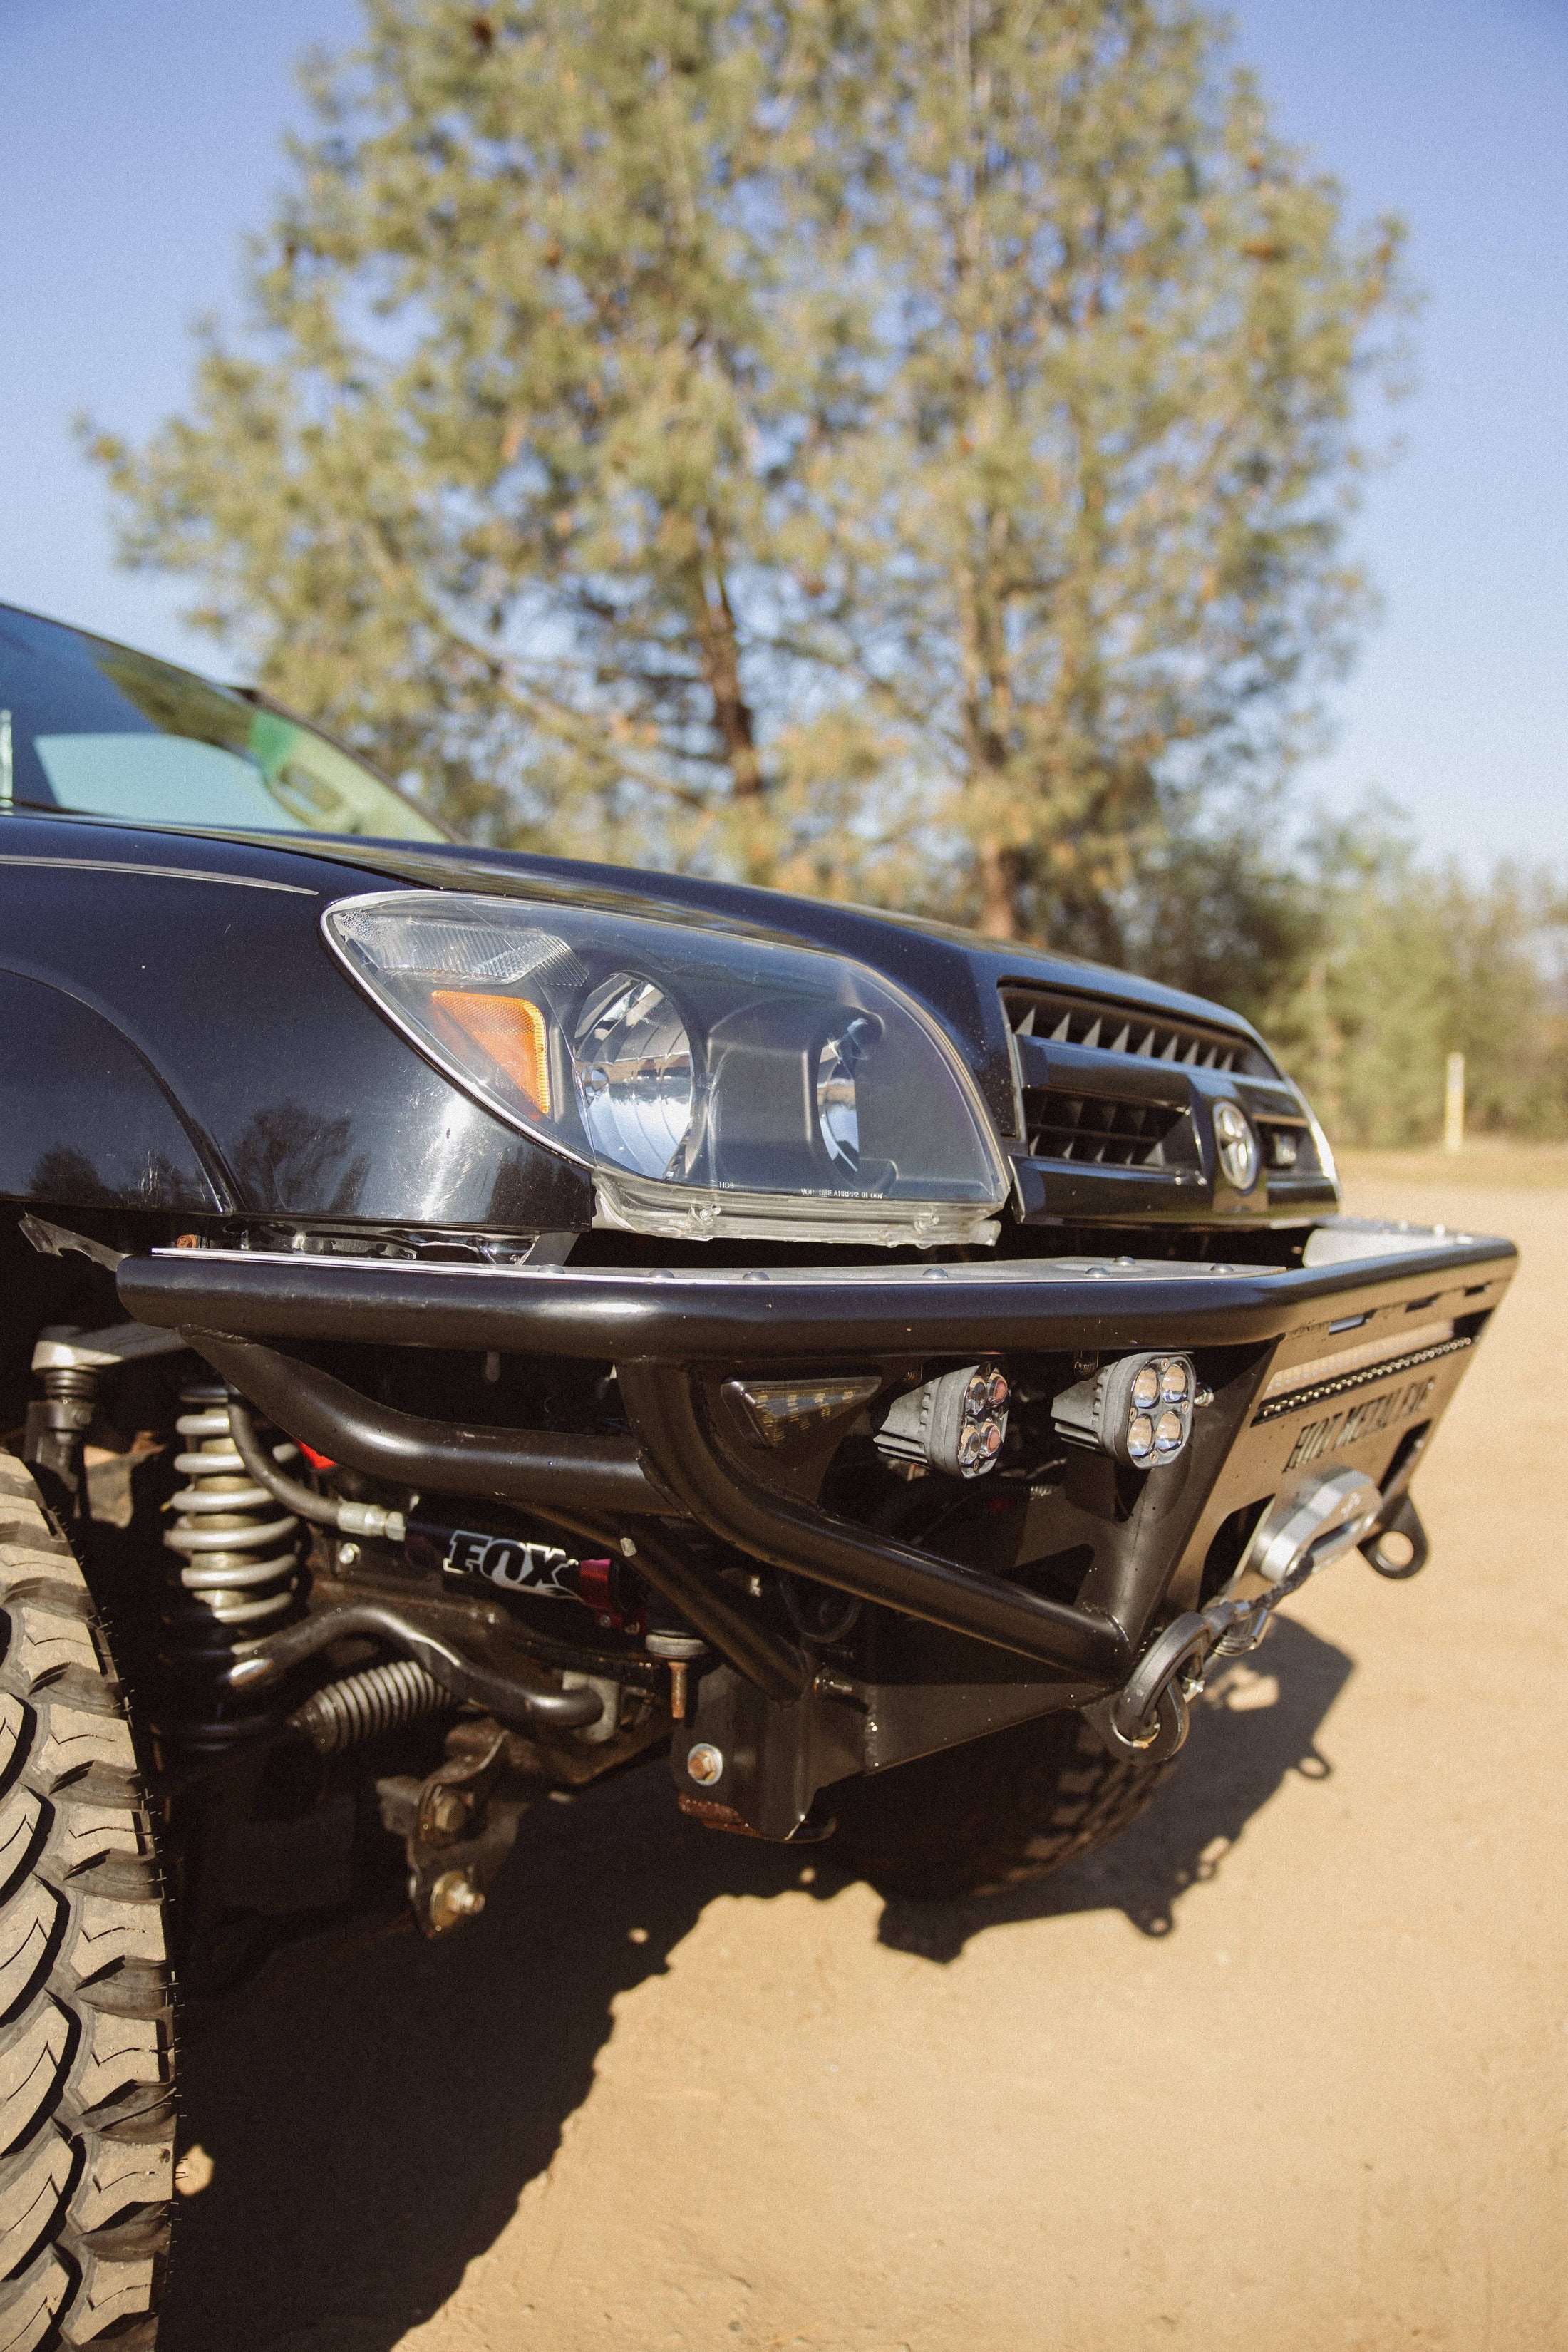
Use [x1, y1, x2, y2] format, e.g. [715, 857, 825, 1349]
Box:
[160, 1380, 304, 1754]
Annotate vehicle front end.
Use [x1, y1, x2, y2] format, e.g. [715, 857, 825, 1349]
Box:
[0, 598, 1515, 1931]
[32, 847, 1507, 1850]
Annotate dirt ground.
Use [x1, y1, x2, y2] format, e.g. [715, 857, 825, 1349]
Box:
[162, 1162, 1568, 2352]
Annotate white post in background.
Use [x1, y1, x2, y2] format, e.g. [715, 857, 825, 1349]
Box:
[1443, 1051, 1465, 1154]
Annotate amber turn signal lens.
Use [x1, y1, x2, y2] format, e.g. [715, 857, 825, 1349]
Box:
[430, 991, 551, 1115]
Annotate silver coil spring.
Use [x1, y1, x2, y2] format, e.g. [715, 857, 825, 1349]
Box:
[162, 1383, 303, 1718]
[289, 1659, 455, 1757]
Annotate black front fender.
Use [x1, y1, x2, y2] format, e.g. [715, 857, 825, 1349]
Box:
[0, 968, 222, 1212]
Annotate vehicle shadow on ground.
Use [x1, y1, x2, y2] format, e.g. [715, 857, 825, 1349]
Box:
[867, 1613, 1354, 1961]
[162, 1612, 1351, 2352]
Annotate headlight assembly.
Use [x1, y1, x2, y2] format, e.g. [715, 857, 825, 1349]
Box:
[324, 891, 1009, 1246]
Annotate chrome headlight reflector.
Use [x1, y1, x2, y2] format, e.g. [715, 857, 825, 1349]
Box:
[324, 891, 1009, 1245]
[815, 1016, 877, 1174]
[573, 975, 696, 1181]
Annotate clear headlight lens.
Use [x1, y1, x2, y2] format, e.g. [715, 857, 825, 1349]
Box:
[324, 891, 1009, 1245]
[1305, 1102, 1341, 1199]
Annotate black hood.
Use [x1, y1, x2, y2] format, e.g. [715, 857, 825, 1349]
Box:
[190, 824, 1274, 1146]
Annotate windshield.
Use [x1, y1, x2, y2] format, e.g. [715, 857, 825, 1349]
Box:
[0, 604, 448, 842]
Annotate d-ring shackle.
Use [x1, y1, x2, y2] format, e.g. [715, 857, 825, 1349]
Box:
[1093, 1469, 1383, 1764]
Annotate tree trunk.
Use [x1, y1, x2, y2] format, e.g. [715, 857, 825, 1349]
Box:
[975, 839, 1023, 940]
[691, 545, 773, 884]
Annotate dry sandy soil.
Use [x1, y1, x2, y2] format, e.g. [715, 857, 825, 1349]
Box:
[162, 1162, 1567, 2352]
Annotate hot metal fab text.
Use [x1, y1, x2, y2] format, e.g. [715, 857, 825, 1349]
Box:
[1284, 1376, 1437, 1471]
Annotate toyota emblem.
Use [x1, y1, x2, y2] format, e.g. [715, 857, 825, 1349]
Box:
[1213, 1101, 1260, 1192]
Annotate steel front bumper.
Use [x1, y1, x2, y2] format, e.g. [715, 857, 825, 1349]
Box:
[120, 1220, 1511, 1363]
[120, 1219, 1514, 1701]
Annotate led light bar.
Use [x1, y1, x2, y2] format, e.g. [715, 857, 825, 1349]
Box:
[1261, 1319, 1454, 1401]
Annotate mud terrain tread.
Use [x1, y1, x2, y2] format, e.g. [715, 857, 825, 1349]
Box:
[0, 1455, 172, 2350]
[831, 1707, 1177, 1900]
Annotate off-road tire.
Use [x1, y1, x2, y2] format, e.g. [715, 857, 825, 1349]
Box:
[0, 1453, 173, 2349]
[831, 1706, 1177, 1901]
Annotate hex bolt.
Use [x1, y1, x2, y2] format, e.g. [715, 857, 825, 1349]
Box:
[337, 1541, 360, 1569]
[426, 1788, 470, 1839]
[428, 1869, 486, 1931]
[686, 1743, 724, 1786]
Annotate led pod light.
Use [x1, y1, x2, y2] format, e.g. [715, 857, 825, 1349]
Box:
[324, 891, 1009, 1247]
[874, 1363, 1011, 1480]
[1051, 1351, 1196, 1469]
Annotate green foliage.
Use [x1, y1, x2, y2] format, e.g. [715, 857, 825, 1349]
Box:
[1051, 781, 1321, 1031]
[87, 0, 864, 865]
[84, 0, 1405, 934]
[1274, 820, 1568, 1147]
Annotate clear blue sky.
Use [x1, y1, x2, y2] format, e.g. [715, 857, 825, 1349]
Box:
[1, 0, 1564, 873]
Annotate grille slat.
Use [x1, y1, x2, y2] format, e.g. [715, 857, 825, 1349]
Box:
[1005, 986, 1273, 1079]
[1023, 1091, 1187, 1168]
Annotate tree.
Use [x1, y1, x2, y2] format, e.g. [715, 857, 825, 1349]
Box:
[802, 0, 1408, 939]
[1253, 808, 1568, 1148]
[1094, 784, 1321, 1035]
[88, 0, 884, 873]
[87, 0, 1405, 934]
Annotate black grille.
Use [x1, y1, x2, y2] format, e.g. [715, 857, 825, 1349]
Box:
[1023, 1092, 1188, 1167]
[1003, 986, 1273, 1078]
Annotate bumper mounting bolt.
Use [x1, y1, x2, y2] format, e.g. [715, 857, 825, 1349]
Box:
[686, 1743, 724, 1786]
[428, 1869, 486, 1932]
[425, 1788, 470, 1840]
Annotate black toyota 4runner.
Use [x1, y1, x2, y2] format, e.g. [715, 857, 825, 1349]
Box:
[0, 600, 1514, 2348]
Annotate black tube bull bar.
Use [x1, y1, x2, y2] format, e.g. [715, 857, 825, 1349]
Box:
[118, 1223, 1515, 1691]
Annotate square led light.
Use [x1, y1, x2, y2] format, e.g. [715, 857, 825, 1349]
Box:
[1052, 1351, 1197, 1469]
